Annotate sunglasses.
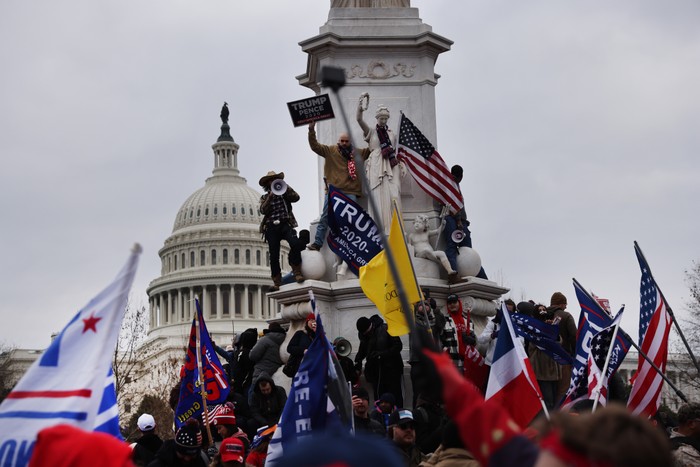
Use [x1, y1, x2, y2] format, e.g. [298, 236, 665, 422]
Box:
[397, 422, 415, 430]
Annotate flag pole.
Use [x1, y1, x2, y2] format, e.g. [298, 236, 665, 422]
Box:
[433, 204, 449, 250]
[634, 241, 700, 375]
[591, 315, 623, 413]
[195, 298, 214, 444]
[573, 278, 688, 403]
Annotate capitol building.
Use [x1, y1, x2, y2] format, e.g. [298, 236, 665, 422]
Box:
[145, 116, 287, 348]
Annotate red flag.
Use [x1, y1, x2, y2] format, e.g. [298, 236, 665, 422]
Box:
[627, 244, 672, 418]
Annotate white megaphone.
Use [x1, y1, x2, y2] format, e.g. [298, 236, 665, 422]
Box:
[451, 229, 466, 243]
[333, 337, 352, 357]
[271, 179, 287, 196]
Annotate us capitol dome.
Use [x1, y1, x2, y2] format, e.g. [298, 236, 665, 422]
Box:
[146, 106, 288, 344]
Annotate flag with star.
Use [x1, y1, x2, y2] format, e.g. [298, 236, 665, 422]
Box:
[511, 313, 574, 365]
[396, 113, 464, 213]
[0, 244, 141, 466]
[587, 309, 629, 406]
[560, 279, 631, 410]
[627, 242, 672, 418]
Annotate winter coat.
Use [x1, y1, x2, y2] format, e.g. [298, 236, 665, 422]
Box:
[370, 404, 393, 431]
[286, 328, 315, 369]
[131, 433, 163, 467]
[419, 446, 479, 467]
[308, 127, 370, 197]
[353, 414, 386, 437]
[354, 315, 403, 386]
[249, 330, 286, 382]
[147, 440, 208, 467]
[528, 342, 560, 382]
[549, 306, 577, 356]
[393, 442, 426, 467]
[249, 373, 287, 429]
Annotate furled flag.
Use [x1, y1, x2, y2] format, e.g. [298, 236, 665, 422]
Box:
[510, 314, 574, 365]
[266, 294, 351, 466]
[463, 345, 489, 394]
[396, 113, 464, 214]
[326, 185, 383, 276]
[175, 299, 230, 429]
[0, 244, 141, 467]
[587, 309, 629, 407]
[561, 279, 631, 409]
[358, 205, 421, 336]
[627, 242, 673, 418]
[485, 302, 544, 428]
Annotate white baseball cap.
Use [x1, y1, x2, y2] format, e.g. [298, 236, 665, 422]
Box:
[137, 413, 156, 431]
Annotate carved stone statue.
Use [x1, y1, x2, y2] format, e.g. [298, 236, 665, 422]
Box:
[408, 213, 456, 275]
[356, 95, 405, 234]
[220, 102, 229, 124]
[331, 0, 409, 7]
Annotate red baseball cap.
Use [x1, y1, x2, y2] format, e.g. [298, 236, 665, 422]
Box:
[220, 437, 245, 464]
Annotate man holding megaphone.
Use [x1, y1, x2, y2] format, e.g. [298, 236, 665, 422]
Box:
[259, 170, 304, 291]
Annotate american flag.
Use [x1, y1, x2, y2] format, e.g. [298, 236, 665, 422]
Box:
[587, 310, 628, 407]
[396, 114, 464, 213]
[627, 243, 672, 417]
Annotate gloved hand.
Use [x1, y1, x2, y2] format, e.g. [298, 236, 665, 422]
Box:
[206, 445, 218, 460]
[491, 330, 498, 340]
[465, 332, 477, 347]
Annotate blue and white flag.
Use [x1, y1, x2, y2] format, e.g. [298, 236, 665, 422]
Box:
[326, 185, 383, 276]
[266, 293, 351, 465]
[0, 244, 141, 466]
[511, 314, 574, 365]
[174, 299, 230, 429]
[561, 279, 631, 409]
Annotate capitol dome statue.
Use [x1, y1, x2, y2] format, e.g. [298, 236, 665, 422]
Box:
[146, 105, 287, 345]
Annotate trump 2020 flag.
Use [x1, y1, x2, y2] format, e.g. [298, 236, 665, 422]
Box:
[266, 297, 351, 466]
[358, 205, 421, 336]
[326, 185, 383, 276]
[175, 299, 230, 429]
[587, 308, 629, 407]
[485, 302, 543, 428]
[0, 244, 141, 466]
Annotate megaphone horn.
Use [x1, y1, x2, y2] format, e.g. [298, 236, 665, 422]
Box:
[451, 229, 466, 243]
[333, 337, 352, 357]
[271, 179, 287, 196]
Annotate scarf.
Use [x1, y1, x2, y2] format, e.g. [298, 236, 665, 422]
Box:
[338, 144, 357, 180]
[376, 125, 397, 166]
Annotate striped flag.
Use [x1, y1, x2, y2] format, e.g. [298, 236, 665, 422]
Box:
[0, 245, 140, 466]
[627, 243, 672, 417]
[485, 303, 543, 428]
[396, 114, 464, 213]
[587, 309, 629, 407]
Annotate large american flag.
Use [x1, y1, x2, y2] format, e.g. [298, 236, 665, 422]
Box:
[396, 114, 464, 213]
[627, 243, 672, 417]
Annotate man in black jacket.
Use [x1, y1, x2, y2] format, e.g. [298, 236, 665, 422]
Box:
[354, 314, 404, 407]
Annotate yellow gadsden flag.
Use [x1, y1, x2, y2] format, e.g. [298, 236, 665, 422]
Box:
[358, 207, 421, 336]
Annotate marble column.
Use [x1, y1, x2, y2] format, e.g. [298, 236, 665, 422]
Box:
[242, 285, 249, 318]
[216, 285, 223, 319]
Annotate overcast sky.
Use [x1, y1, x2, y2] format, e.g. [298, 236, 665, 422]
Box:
[1, 0, 698, 349]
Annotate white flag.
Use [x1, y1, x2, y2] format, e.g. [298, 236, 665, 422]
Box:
[0, 244, 141, 466]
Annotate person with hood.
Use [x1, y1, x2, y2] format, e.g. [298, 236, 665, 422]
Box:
[354, 314, 404, 407]
[440, 294, 475, 372]
[547, 292, 577, 400]
[370, 392, 396, 432]
[249, 373, 287, 430]
[249, 323, 286, 386]
[285, 313, 316, 376]
[148, 418, 209, 467]
[131, 413, 163, 467]
[228, 329, 258, 396]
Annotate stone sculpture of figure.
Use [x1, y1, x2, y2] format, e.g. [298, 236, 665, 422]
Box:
[331, 0, 410, 7]
[220, 102, 229, 124]
[408, 213, 456, 275]
[356, 96, 404, 234]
